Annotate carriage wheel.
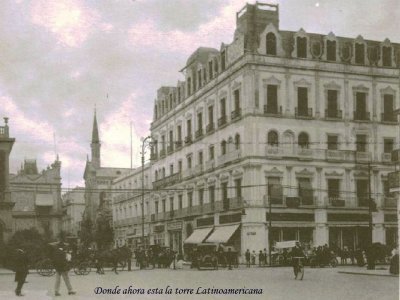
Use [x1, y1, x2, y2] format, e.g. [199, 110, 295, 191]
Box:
[76, 262, 91, 275]
[37, 259, 55, 277]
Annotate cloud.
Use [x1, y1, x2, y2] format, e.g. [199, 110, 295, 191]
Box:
[30, 0, 100, 47]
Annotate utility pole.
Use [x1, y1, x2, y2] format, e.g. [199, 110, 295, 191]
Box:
[367, 162, 373, 245]
[141, 136, 152, 250]
[268, 184, 272, 266]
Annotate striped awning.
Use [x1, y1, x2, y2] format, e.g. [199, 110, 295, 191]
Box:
[184, 227, 213, 244]
[205, 224, 239, 244]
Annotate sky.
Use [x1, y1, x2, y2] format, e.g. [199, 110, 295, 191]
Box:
[0, 0, 399, 190]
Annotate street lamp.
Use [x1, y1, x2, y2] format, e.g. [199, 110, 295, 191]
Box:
[140, 136, 152, 250]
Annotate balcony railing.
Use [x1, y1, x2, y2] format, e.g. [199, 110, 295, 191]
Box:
[295, 107, 313, 118]
[381, 112, 398, 123]
[195, 128, 203, 139]
[218, 149, 241, 166]
[264, 105, 282, 116]
[355, 151, 371, 163]
[381, 153, 392, 163]
[184, 135, 192, 145]
[297, 147, 313, 160]
[353, 111, 370, 121]
[327, 197, 346, 207]
[206, 123, 214, 133]
[325, 109, 342, 120]
[152, 172, 181, 189]
[218, 115, 227, 127]
[266, 146, 283, 158]
[231, 108, 242, 121]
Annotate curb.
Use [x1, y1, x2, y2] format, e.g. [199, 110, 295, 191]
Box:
[338, 271, 399, 278]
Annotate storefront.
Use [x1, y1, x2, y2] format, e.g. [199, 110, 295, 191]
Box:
[329, 226, 370, 250]
[167, 221, 183, 254]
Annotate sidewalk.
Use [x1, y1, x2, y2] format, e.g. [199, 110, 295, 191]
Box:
[337, 266, 399, 277]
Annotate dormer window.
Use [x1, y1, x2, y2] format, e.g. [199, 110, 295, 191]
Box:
[326, 40, 336, 61]
[297, 37, 307, 58]
[382, 46, 392, 67]
[355, 43, 365, 64]
[266, 32, 277, 55]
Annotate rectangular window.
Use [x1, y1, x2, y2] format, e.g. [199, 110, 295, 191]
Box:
[177, 125, 182, 143]
[327, 90, 338, 117]
[178, 195, 183, 210]
[355, 92, 367, 120]
[266, 85, 278, 114]
[355, 43, 365, 64]
[221, 50, 226, 71]
[169, 164, 174, 175]
[169, 130, 173, 149]
[169, 197, 174, 212]
[197, 112, 203, 130]
[220, 98, 226, 117]
[268, 177, 283, 204]
[198, 151, 203, 165]
[209, 145, 214, 160]
[208, 61, 213, 79]
[188, 191, 193, 208]
[297, 37, 307, 58]
[356, 134, 367, 152]
[298, 87, 308, 116]
[384, 138, 394, 153]
[383, 94, 394, 118]
[208, 105, 214, 125]
[234, 89, 240, 111]
[235, 178, 242, 199]
[356, 179, 368, 207]
[222, 182, 229, 210]
[199, 189, 204, 206]
[327, 135, 339, 150]
[186, 119, 192, 137]
[298, 178, 313, 205]
[161, 135, 166, 151]
[187, 78, 191, 95]
[178, 160, 182, 173]
[155, 201, 159, 214]
[382, 46, 392, 67]
[162, 199, 166, 213]
[197, 70, 202, 89]
[326, 40, 336, 61]
[327, 179, 340, 200]
[209, 186, 215, 204]
[187, 155, 192, 169]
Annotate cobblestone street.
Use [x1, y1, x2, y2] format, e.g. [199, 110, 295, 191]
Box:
[0, 266, 398, 300]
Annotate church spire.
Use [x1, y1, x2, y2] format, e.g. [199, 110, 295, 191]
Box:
[90, 107, 101, 168]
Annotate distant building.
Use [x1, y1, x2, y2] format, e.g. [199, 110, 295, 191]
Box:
[62, 187, 85, 238]
[10, 157, 63, 238]
[0, 118, 15, 243]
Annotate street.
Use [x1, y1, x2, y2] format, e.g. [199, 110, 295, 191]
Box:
[0, 266, 398, 300]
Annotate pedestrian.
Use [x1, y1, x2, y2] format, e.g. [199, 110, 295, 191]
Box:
[13, 248, 29, 296]
[227, 248, 232, 270]
[263, 248, 268, 266]
[251, 250, 256, 265]
[245, 249, 251, 267]
[258, 250, 263, 267]
[51, 242, 76, 296]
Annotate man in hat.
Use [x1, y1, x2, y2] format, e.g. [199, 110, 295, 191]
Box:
[51, 242, 76, 296]
[14, 247, 29, 296]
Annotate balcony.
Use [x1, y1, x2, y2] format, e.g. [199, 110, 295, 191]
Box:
[159, 149, 166, 158]
[297, 147, 313, 160]
[264, 105, 282, 116]
[152, 172, 181, 189]
[205, 159, 215, 171]
[175, 140, 183, 150]
[355, 151, 371, 163]
[295, 107, 313, 119]
[218, 115, 227, 127]
[231, 108, 242, 121]
[383, 197, 397, 208]
[206, 123, 214, 134]
[327, 197, 346, 207]
[266, 146, 283, 158]
[353, 111, 370, 121]
[184, 135, 192, 145]
[381, 112, 398, 124]
[218, 149, 241, 166]
[167, 145, 173, 154]
[195, 128, 203, 139]
[381, 153, 392, 163]
[325, 109, 342, 120]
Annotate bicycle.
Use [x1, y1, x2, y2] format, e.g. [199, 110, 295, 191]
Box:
[292, 257, 305, 280]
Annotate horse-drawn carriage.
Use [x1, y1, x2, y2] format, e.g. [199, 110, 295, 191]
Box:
[193, 243, 238, 270]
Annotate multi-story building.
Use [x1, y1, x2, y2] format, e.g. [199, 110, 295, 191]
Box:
[10, 157, 63, 238]
[114, 2, 399, 259]
[62, 187, 85, 238]
[0, 118, 15, 243]
[111, 164, 151, 249]
[82, 111, 131, 247]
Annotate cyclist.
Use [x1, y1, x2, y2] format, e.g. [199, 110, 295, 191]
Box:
[291, 242, 306, 278]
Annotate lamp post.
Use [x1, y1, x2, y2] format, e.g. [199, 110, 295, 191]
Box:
[140, 136, 152, 250]
[267, 184, 272, 266]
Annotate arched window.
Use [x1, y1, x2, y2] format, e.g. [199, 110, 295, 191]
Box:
[266, 32, 277, 55]
[298, 132, 309, 148]
[355, 43, 365, 64]
[326, 40, 336, 61]
[234, 134, 240, 150]
[221, 140, 227, 155]
[268, 131, 279, 146]
[382, 46, 392, 67]
[162, 167, 166, 178]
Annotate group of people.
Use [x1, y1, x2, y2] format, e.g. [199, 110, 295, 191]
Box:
[134, 247, 176, 269]
[245, 249, 269, 267]
[12, 242, 76, 297]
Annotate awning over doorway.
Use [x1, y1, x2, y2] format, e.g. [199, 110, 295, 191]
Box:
[205, 224, 239, 244]
[184, 227, 213, 244]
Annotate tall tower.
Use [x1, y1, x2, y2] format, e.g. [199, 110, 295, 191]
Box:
[90, 109, 101, 169]
[0, 117, 15, 243]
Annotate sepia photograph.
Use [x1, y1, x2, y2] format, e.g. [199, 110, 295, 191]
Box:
[0, 0, 399, 299]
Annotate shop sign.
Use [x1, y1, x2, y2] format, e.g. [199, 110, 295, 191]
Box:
[167, 221, 182, 231]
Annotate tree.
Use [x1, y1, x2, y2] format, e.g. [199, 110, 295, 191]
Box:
[94, 212, 113, 250]
[79, 217, 94, 247]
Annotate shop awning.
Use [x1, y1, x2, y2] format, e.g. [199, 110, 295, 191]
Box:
[35, 193, 54, 206]
[205, 224, 239, 244]
[184, 227, 213, 244]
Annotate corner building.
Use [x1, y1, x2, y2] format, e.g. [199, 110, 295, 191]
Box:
[149, 3, 399, 260]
